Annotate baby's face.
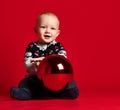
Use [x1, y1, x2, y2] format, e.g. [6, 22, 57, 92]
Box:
[35, 15, 60, 44]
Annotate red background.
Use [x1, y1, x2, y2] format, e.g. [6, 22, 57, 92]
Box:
[0, 0, 120, 94]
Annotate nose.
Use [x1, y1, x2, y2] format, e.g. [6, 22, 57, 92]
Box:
[45, 28, 50, 33]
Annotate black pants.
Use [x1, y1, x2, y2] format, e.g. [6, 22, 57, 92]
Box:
[18, 75, 80, 99]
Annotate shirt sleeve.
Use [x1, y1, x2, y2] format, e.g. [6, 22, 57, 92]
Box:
[57, 42, 67, 58]
[24, 42, 38, 75]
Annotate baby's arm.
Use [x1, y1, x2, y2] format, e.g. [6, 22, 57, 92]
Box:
[30, 57, 45, 67]
[57, 42, 67, 58]
[24, 43, 44, 76]
[24, 52, 37, 76]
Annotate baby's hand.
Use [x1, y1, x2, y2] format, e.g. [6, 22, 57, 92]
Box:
[30, 57, 45, 67]
[30, 57, 45, 62]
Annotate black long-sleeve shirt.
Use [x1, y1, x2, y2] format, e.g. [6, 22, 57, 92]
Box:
[24, 40, 67, 75]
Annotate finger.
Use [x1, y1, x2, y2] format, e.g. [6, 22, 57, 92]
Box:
[36, 62, 40, 67]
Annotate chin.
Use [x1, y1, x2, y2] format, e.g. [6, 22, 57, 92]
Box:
[43, 40, 52, 44]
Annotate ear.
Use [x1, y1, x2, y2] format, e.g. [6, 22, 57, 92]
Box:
[56, 30, 60, 37]
[34, 27, 37, 33]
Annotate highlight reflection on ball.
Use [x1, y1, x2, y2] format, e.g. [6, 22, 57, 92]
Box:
[37, 55, 73, 91]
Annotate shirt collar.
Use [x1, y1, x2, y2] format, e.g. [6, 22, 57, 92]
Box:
[35, 40, 57, 51]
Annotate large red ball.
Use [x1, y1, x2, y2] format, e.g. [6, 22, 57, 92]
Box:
[37, 55, 73, 92]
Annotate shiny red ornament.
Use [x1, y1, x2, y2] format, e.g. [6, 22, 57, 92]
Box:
[37, 55, 73, 92]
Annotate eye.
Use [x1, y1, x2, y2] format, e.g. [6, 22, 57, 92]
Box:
[51, 27, 56, 30]
[40, 26, 46, 29]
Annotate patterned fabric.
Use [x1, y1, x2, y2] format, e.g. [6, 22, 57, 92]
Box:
[24, 41, 67, 75]
[10, 41, 80, 100]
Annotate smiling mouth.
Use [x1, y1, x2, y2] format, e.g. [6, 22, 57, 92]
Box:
[44, 35, 51, 38]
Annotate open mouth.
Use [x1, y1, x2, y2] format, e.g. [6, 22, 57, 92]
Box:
[44, 35, 51, 38]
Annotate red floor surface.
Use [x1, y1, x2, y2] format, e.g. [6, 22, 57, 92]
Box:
[0, 92, 120, 110]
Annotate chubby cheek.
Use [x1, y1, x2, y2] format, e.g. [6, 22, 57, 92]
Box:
[37, 30, 44, 36]
[53, 32, 59, 38]
[52, 36, 57, 40]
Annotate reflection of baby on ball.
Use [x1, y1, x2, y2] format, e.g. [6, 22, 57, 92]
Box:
[10, 12, 79, 100]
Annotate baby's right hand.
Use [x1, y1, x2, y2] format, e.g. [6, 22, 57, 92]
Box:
[30, 57, 45, 67]
[30, 57, 45, 62]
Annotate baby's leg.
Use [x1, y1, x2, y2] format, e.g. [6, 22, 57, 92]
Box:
[10, 77, 33, 100]
[58, 80, 80, 99]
